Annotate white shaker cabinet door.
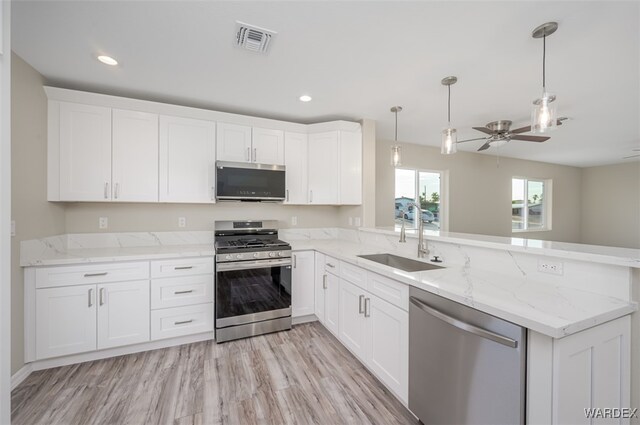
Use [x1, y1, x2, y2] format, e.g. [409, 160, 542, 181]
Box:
[307, 131, 339, 205]
[284, 132, 308, 204]
[36, 284, 97, 359]
[159, 115, 216, 203]
[112, 109, 159, 202]
[324, 272, 340, 336]
[97, 280, 150, 350]
[338, 278, 367, 360]
[252, 127, 285, 165]
[58, 102, 112, 201]
[314, 252, 326, 323]
[339, 130, 362, 205]
[216, 122, 252, 163]
[291, 251, 315, 317]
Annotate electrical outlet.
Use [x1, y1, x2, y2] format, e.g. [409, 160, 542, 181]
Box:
[99, 217, 108, 229]
[291, 216, 298, 226]
[178, 217, 187, 228]
[538, 259, 563, 275]
[11, 220, 15, 237]
[354, 217, 361, 227]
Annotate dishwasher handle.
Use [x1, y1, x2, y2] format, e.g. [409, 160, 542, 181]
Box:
[409, 296, 518, 348]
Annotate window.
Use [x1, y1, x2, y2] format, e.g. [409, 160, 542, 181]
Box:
[395, 168, 444, 230]
[512, 177, 551, 231]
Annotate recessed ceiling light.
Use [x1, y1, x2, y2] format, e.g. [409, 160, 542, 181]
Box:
[97, 55, 118, 66]
[299, 95, 312, 102]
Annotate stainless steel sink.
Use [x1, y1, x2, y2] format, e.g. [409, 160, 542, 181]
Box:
[357, 253, 445, 272]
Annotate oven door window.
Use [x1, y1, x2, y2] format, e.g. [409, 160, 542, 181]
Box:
[216, 264, 291, 319]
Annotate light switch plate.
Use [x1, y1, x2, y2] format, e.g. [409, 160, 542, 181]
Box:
[99, 217, 108, 229]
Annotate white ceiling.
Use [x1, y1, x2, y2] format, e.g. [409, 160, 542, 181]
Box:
[11, 1, 640, 167]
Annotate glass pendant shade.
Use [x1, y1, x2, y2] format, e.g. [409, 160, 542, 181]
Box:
[391, 145, 402, 167]
[531, 92, 557, 133]
[441, 128, 457, 155]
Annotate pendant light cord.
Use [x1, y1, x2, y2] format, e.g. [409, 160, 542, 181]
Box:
[447, 85, 451, 124]
[542, 34, 546, 91]
[394, 110, 398, 141]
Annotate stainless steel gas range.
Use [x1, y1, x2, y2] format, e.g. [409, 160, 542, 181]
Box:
[214, 220, 292, 342]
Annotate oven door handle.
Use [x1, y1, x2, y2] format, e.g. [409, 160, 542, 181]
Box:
[216, 258, 292, 272]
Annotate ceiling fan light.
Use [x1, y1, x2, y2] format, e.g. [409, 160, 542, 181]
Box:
[391, 145, 402, 167]
[531, 92, 557, 133]
[441, 128, 457, 155]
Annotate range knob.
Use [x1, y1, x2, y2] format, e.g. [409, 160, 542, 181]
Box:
[269, 252, 276, 258]
[253, 253, 259, 258]
[225, 254, 232, 260]
[278, 251, 284, 257]
[236, 254, 243, 260]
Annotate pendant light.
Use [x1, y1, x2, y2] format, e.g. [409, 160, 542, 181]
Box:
[531, 22, 559, 133]
[390, 106, 403, 167]
[441, 76, 458, 155]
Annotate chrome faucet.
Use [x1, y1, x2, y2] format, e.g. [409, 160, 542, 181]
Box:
[399, 209, 407, 243]
[408, 202, 429, 258]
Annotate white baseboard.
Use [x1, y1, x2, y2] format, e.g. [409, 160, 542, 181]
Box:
[11, 364, 33, 391]
[292, 314, 318, 325]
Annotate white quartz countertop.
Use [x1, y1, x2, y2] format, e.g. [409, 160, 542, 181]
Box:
[290, 239, 637, 339]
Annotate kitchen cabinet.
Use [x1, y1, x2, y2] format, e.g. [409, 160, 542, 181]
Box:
[324, 272, 340, 336]
[97, 280, 150, 349]
[338, 130, 362, 204]
[307, 131, 339, 204]
[159, 115, 216, 203]
[35, 284, 97, 359]
[284, 132, 308, 204]
[111, 109, 159, 202]
[217, 123, 284, 165]
[58, 102, 112, 201]
[338, 278, 367, 359]
[314, 252, 326, 323]
[314, 252, 340, 335]
[292, 251, 315, 317]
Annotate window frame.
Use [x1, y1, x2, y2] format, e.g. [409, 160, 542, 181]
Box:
[512, 177, 553, 233]
[394, 167, 448, 232]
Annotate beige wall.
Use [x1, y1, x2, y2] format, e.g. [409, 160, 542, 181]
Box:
[376, 139, 583, 242]
[11, 53, 66, 374]
[580, 162, 640, 249]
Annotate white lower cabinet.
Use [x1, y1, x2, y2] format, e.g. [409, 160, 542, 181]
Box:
[292, 251, 315, 317]
[314, 252, 326, 323]
[338, 279, 367, 358]
[97, 280, 150, 349]
[151, 303, 214, 340]
[36, 284, 97, 359]
[324, 272, 340, 336]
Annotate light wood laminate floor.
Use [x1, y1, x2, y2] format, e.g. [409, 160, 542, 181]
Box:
[12, 322, 418, 425]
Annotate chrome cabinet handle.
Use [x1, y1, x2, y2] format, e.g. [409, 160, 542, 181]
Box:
[253, 148, 257, 162]
[409, 297, 518, 348]
[246, 147, 250, 161]
[174, 289, 193, 295]
[174, 266, 193, 270]
[292, 254, 297, 268]
[322, 274, 327, 289]
[84, 272, 108, 277]
[364, 298, 371, 317]
[286, 189, 289, 202]
[359, 295, 365, 314]
[104, 182, 109, 199]
[326, 263, 335, 269]
[175, 319, 193, 325]
[114, 183, 119, 199]
[99, 288, 105, 306]
[88, 288, 93, 307]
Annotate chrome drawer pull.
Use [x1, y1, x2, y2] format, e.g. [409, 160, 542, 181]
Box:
[359, 295, 365, 314]
[174, 290, 194, 295]
[326, 263, 335, 268]
[174, 266, 193, 270]
[84, 272, 108, 277]
[174, 319, 193, 325]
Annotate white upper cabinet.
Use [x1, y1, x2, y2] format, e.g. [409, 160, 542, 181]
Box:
[159, 115, 216, 203]
[216, 122, 252, 163]
[339, 130, 362, 205]
[284, 132, 308, 204]
[112, 109, 159, 202]
[58, 102, 112, 201]
[217, 123, 284, 165]
[252, 127, 285, 165]
[308, 131, 339, 205]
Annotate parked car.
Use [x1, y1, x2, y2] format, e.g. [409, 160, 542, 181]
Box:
[403, 207, 435, 223]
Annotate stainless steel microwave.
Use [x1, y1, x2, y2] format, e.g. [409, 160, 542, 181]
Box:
[215, 161, 286, 202]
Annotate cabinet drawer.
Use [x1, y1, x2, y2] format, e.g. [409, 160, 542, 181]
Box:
[150, 257, 214, 278]
[151, 303, 214, 340]
[324, 255, 340, 275]
[366, 271, 409, 311]
[35, 262, 149, 289]
[151, 275, 214, 309]
[340, 261, 367, 290]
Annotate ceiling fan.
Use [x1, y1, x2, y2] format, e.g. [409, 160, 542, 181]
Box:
[458, 118, 567, 151]
[623, 149, 640, 159]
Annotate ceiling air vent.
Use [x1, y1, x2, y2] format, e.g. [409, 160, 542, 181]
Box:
[235, 22, 276, 54]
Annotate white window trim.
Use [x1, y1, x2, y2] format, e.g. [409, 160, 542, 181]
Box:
[512, 177, 553, 233]
[395, 167, 449, 232]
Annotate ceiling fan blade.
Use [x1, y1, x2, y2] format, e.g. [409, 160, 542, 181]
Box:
[472, 126, 493, 135]
[457, 137, 488, 143]
[511, 125, 531, 134]
[510, 134, 550, 142]
[477, 142, 492, 151]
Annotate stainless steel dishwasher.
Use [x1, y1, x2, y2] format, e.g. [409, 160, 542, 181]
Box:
[409, 286, 526, 425]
